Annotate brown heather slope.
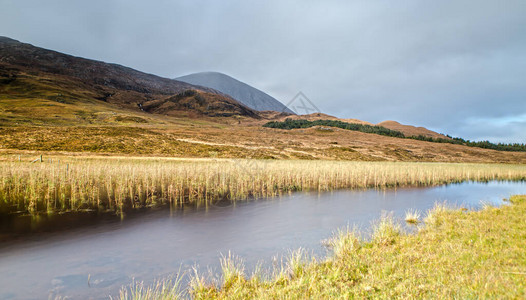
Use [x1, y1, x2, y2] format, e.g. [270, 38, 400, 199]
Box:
[2, 122, 526, 163]
[156, 123, 526, 163]
[377, 120, 450, 139]
[261, 112, 374, 126]
[0, 36, 259, 125]
[256, 113, 447, 139]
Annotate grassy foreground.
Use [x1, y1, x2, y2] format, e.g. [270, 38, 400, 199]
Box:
[1, 157, 526, 215]
[123, 195, 526, 299]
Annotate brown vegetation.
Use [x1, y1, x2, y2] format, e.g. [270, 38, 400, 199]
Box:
[2, 121, 526, 163]
[1, 157, 525, 215]
[377, 120, 450, 140]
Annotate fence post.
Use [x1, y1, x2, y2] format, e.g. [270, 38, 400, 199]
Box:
[40, 155, 43, 163]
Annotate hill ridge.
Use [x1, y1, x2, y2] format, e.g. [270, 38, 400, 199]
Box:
[0, 36, 259, 121]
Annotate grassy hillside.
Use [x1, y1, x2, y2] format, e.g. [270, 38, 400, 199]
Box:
[3, 121, 526, 163]
[378, 120, 450, 140]
[264, 119, 526, 152]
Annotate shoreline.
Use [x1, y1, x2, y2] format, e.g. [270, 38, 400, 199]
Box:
[122, 194, 526, 299]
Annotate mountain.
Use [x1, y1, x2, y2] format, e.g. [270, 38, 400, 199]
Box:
[0, 36, 258, 124]
[176, 72, 294, 114]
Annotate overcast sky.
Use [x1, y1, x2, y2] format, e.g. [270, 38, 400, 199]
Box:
[1, 0, 525, 143]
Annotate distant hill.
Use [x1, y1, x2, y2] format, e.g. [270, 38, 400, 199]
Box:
[256, 113, 449, 140]
[278, 115, 448, 139]
[268, 112, 373, 125]
[176, 72, 294, 114]
[377, 120, 450, 140]
[0, 36, 258, 125]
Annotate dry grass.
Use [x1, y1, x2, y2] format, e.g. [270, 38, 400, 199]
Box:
[2, 122, 526, 162]
[372, 213, 401, 245]
[404, 208, 421, 224]
[118, 278, 183, 300]
[218, 252, 246, 290]
[1, 156, 525, 215]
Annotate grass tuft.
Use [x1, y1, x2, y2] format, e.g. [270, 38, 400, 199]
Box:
[220, 252, 246, 290]
[423, 202, 450, 227]
[285, 248, 310, 278]
[325, 227, 361, 258]
[404, 208, 421, 224]
[118, 277, 182, 300]
[371, 213, 401, 246]
[189, 267, 212, 297]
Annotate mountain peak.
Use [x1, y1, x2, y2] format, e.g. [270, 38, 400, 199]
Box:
[191, 71, 229, 76]
[176, 72, 294, 114]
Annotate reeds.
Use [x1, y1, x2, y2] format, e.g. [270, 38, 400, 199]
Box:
[1, 157, 525, 215]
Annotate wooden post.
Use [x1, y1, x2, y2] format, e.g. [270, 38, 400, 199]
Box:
[40, 155, 43, 163]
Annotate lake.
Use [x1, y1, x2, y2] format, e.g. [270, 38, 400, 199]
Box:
[0, 181, 524, 299]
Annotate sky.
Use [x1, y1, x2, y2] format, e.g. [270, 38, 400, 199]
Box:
[1, 0, 525, 143]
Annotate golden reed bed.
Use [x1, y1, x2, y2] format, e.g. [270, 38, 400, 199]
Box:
[1, 157, 525, 215]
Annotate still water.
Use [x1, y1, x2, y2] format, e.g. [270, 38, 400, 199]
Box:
[0, 181, 524, 299]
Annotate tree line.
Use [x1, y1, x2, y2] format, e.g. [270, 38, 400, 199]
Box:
[263, 119, 526, 152]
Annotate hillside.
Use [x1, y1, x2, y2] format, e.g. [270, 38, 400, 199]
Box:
[176, 71, 294, 113]
[0, 37, 259, 125]
[1, 37, 525, 163]
[378, 120, 450, 140]
[267, 114, 447, 139]
[265, 112, 372, 125]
